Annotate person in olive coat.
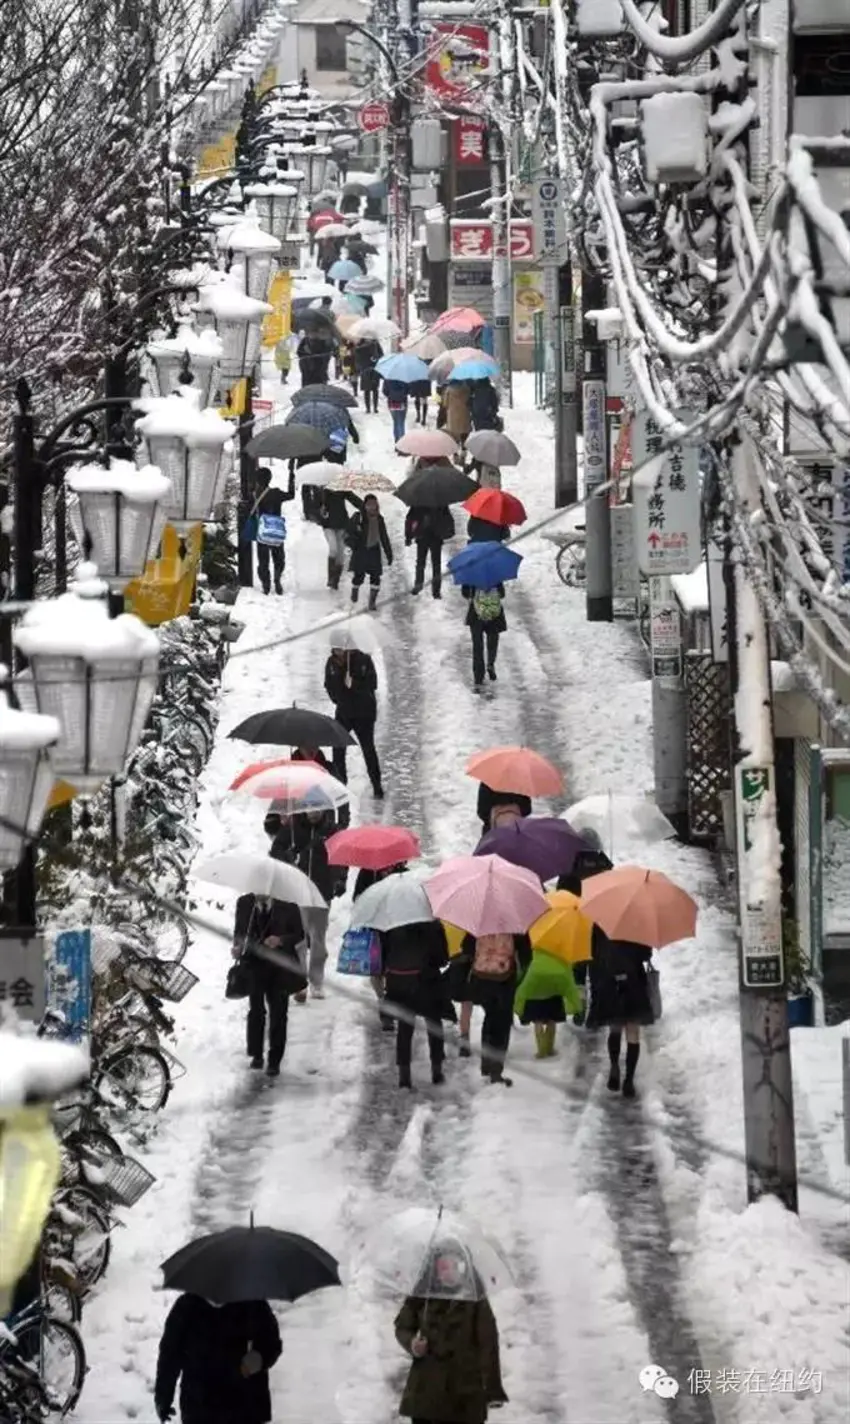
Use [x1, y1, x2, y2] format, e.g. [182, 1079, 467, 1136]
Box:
[155, 1295, 282, 1424]
[394, 1251, 507, 1423]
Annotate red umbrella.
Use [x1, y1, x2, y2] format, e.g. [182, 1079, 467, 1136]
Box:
[431, 307, 486, 334]
[309, 209, 345, 231]
[463, 488, 527, 526]
[230, 757, 326, 790]
[325, 826, 421, 871]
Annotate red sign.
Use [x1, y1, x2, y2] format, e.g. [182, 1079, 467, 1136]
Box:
[358, 100, 391, 134]
[450, 220, 536, 263]
[455, 117, 487, 166]
[425, 23, 489, 98]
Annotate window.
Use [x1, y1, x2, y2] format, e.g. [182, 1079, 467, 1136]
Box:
[315, 26, 347, 72]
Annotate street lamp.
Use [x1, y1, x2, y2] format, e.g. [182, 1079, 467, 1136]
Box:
[0, 683, 60, 871]
[285, 144, 332, 197]
[146, 326, 223, 408]
[13, 563, 160, 796]
[217, 215, 281, 302]
[242, 180, 298, 243]
[134, 392, 234, 534]
[66, 460, 173, 589]
[194, 283, 272, 388]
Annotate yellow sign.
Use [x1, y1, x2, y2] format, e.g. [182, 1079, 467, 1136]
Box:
[47, 780, 78, 811]
[219, 377, 249, 418]
[196, 132, 237, 181]
[125, 524, 204, 627]
[262, 271, 293, 348]
[513, 270, 545, 346]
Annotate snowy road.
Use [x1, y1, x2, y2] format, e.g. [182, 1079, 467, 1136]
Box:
[75, 361, 849, 1424]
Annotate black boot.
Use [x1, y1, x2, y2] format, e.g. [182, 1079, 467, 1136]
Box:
[607, 1031, 622, 1091]
[398, 1064, 412, 1090]
[623, 1042, 640, 1097]
[368, 586, 379, 610]
[431, 1060, 445, 1085]
[329, 561, 342, 591]
[351, 584, 360, 603]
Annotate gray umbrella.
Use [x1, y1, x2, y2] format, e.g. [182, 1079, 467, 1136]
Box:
[292, 384, 359, 409]
[246, 423, 328, 460]
[465, 431, 521, 467]
[347, 274, 384, 294]
[284, 401, 349, 437]
[295, 306, 337, 331]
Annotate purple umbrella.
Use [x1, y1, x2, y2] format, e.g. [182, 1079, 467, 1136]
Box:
[474, 817, 590, 883]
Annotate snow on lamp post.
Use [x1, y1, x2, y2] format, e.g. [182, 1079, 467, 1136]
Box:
[0, 680, 60, 871]
[288, 145, 331, 197]
[134, 392, 234, 534]
[66, 460, 172, 589]
[217, 215, 280, 302]
[193, 283, 272, 390]
[12, 564, 160, 796]
[242, 181, 298, 243]
[146, 325, 223, 409]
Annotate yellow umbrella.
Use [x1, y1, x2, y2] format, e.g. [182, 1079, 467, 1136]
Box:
[442, 922, 466, 957]
[529, 890, 593, 965]
[47, 780, 78, 811]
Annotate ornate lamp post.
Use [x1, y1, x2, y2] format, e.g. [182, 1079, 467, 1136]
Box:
[0, 685, 60, 871]
[146, 326, 223, 408]
[216, 215, 281, 303]
[66, 460, 173, 599]
[134, 393, 234, 535]
[242, 181, 298, 243]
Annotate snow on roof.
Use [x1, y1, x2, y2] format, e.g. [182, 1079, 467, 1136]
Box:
[67, 460, 171, 502]
[147, 327, 223, 362]
[14, 563, 160, 662]
[134, 391, 234, 447]
[243, 181, 299, 198]
[194, 285, 272, 321]
[215, 218, 280, 255]
[670, 562, 708, 613]
[0, 684, 59, 750]
[0, 1028, 89, 1106]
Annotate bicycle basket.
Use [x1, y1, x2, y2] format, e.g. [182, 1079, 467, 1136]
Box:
[130, 960, 198, 1002]
[97, 1153, 156, 1208]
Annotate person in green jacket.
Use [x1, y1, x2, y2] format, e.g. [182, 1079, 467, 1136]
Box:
[394, 1245, 508, 1423]
[514, 950, 583, 1059]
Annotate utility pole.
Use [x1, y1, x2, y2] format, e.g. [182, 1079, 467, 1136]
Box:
[554, 260, 578, 506]
[581, 268, 612, 621]
[489, 17, 512, 402]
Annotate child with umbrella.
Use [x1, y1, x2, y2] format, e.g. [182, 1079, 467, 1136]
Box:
[346, 492, 394, 610]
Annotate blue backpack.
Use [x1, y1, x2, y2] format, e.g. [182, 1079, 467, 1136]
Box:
[257, 513, 287, 546]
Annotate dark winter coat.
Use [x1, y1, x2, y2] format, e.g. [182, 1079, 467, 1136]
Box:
[155, 1295, 281, 1424]
[449, 932, 532, 1007]
[297, 334, 331, 385]
[325, 649, 378, 723]
[462, 583, 507, 634]
[585, 937, 654, 1028]
[476, 784, 532, 831]
[346, 509, 393, 577]
[383, 378, 409, 409]
[316, 489, 364, 531]
[253, 466, 295, 517]
[395, 1295, 507, 1424]
[405, 505, 455, 544]
[380, 920, 448, 978]
[467, 515, 509, 544]
[233, 894, 306, 994]
[470, 381, 500, 431]
[556, 849, 613, 897]
[354, 338, 382, 379]
[295, 812, 341, 902]
[410, 378, 432, 401]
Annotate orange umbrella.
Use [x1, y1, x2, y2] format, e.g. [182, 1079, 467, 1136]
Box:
[465, 747, 563, 798]
[579, 866, 697, 947]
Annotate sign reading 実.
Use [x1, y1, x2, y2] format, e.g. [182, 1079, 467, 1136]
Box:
[632, 413, 701, 575]
[0, 932, 46, 1023]
[454, 117, 487, 166]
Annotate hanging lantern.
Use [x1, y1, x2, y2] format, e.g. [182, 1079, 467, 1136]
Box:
[0, 680, 59, 870]
[217, 214, 280, 302]
[146, 325, 223, 408]
[134, 391, 234, 533]
[13, 564, 160, 795]
[194, 282, 272, 385]
[242, 181, 298, 243]
[288, 144, 331, 197]
[66, 460, 172, 589]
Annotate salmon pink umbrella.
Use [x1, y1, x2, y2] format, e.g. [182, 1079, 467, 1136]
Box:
[309, 208, 344, 230]
[326, 825, 420, 871]
[395, 429, 458, 458]
[424, 854, 549, 936]
[579, 866, 697, 947]
[466, 747, 563, 798]
[230, 759, 350, 814]
[463, 488, 527, 527]
[431, 307, 486, 334]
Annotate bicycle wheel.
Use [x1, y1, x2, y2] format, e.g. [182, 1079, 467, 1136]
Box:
[49, 1188, 112, 1290]
[556, 543, 586, 587]
[94, 1045, 171, 1123]
[152, 912, 189, 964]
[0, 1361, 50, 1421]
[12, 1316, 86, 1416]
[42, 1277, 82, 1326]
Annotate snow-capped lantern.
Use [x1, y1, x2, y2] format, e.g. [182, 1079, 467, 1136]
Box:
[146, 325, 223, 409]
[242, 181, 299, 243]
[134, 392, 234, 534]
[193, 283, 272, 387]
[66, 460, 173, 589]
[287, 145, 331, 198]
[641, 93, 708, 186]
[12, 565, 159, 795]
[0, 677, 60, 870]
[216, 215, 280, 303]
[575, 0, 622, 37]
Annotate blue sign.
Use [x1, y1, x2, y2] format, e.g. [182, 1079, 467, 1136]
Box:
[50, 930, 92, 1040]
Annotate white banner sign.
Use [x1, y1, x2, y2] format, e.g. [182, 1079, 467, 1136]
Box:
[582, 379, 607, 492]
[648, 575, 682, 684]
[632, 412, 701, 575]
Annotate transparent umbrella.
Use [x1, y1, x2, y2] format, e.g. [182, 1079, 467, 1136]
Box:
[356, 1206, 514, 1302]
[563, 792, 676, 858]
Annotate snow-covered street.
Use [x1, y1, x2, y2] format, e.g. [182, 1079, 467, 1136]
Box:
[73, 364, 850, 1424]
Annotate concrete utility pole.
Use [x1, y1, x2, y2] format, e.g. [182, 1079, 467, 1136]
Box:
[581, 268, 612, 621]
[554, 260, 578, 506]
[489, 16, 512, 402]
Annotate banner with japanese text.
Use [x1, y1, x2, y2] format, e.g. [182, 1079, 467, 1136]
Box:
[454, 117, 487, 166]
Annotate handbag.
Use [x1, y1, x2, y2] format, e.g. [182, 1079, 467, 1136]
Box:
[647, 965, 662, 1021]
[226, 956, 251, 1000]
[239, 493, 263, 546]
[257, 513, 287, 546]
[337, 927, 382, 976]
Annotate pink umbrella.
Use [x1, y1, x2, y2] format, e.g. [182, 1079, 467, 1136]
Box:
[424, 854, 549, 936]
[431, 307, 486, 334]
[466, 747, 563, 798]
[395, 429, 458, 458]
[326, 825, 421, 871]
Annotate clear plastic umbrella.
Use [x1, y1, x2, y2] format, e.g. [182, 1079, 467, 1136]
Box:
[357, 1206, 514, 1302]
[348, 873, 433, 930]
[195, 853, 327, 908]
[563, 793, 676, 857]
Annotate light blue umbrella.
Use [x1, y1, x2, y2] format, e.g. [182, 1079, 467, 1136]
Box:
[344, 293, 368, 313]
[328, 259, 363, 281]
[447, 359, 499, 383]
[375, 354, 431, 384]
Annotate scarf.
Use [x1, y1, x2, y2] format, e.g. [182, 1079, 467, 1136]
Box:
[366, 513, 381, 547]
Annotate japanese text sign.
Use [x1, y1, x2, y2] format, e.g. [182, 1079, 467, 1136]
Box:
[449, 221, 537, 263]
[632, 414, 701, 575]
[425, 24, 489, 99]
[582, 380, 607, 491]
[49, 930, 92, 1040]
[455, 117, 486, 166]
[0, 933, 46, 1023]
[531, 175, 566, 262]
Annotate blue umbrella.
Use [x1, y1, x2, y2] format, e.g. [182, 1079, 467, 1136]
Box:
[328, 259, 362, 281]
[448, 541, 522, 589]
[344, 293, 368, 313]
[447, 359, 498, 383]
[375, 354, 430, 384]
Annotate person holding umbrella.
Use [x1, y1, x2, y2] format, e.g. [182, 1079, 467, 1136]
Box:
[155, 1294, 282, 1424]
[379, 918, 450, 1089]
[291, 804, 343, 1001]
[351, 859, 410, 1031]
[444, 380, 472, 447]
[324, 642, 384, 798]
[297, 329, 331, 386]
[249, 466, 295, 597]
[383, 377, 410, 443]
[354, 335, 383, 413]
[470, 377, 501, 432]
[316, 485, 365, 590]
[463, 579, 506, 692]
[231, 894, 308, 1077]
[411, 374, 432, 427]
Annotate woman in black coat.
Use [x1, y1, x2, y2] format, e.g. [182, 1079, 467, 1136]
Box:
[353, 337, 383, 414]
[346, 493, 393, 609]
[232, 894, 307, 1077]
[410, 377, 432, 427]
[470, 378, 500, 432]
[380, 920, 450, 1089]
[462, 583, 506, 690]
[352, 862, 408, 1031]
[557, 838, 614, 1012]
[325, 646, 383, 796]
[404, 504, 454, 599]
[450, 933, 531, 1085]
[477, 784, 532, 834]
[585, 934, 654, 1097]
[155, 1295, 281, 1424]
[467, 515, 509, 543]
[317, 488, 365, 590]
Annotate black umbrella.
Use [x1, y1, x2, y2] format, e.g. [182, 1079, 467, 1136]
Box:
[294, 306, 337, 331]
[161, 1223, 341, 1305]
[229, 707, 353, 748]
[284, 401, 347, 437]
[292, 384, 358, 409]
[346, 239, 379, 257]
[246, 423, 328, 460]
[395, 465, 478, 507]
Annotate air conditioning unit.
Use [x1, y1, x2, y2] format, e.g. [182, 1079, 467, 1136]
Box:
[641, 93, 708, 185]
[575, 0, 623, 37]
[412, 120, 443, 172]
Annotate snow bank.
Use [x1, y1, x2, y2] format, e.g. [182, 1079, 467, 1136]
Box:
[0, 1028, 88, 1106]
[134, 392, 234, 448]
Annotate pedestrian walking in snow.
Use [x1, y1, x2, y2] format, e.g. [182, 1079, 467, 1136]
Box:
[297, 331, 330, 386]
[354, 336, 382, 413]
[411, 377, 432, 427]
[462, 582, 506, 691]
[154, 1295, 282, 1424]
[273, 334, 295, 385]
[325, 644, 384, 798]
[379, 919, 450, 1089]
[346, 493, 393, 609]
[316, 487, 365, 590]
[444, 381, 471, 447]
[249, 467, 294, 596]
[384, 378, 410, 443]
[585, 935, 655, 1097]
[405, 504, 454, 599]
[515, 945, 583, 1059]
[452, 931, 531, 1085]
[353, 863, 409, 1030]
[556, 832, 613, 1023]
[231, 893, 307, 1077]
[476, 785, 532, 836]
[293, 806, 344, 1001]
[325, 414, 360, 466]
[467, 513, 509, 544]
[394, 1254, 507, 1421]
[339, 340, 357, 391]
[470, 378, 500, 432]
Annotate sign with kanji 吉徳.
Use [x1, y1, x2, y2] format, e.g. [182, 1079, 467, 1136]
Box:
[632, 413, 701, 575]
[531, 175, 566, 263]
[0, 932, 46, 1023]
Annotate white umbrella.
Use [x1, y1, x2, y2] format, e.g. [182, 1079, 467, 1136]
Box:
[563, 793, 676, 857]
[295, 460, 340, 487]
[349, 873, 433, 930]
[354, 1206, 514, 1301]
[348, 317, 400, 342]
[195, 853, 328, 908]
[321, 614, 392, 654]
